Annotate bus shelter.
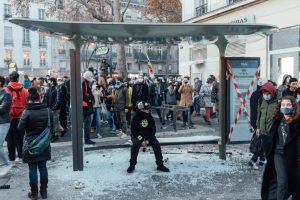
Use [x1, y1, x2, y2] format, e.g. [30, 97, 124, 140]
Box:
[9, 18, 277, 171]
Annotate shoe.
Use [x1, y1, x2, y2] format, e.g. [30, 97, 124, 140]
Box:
[85, 140, 96, 145]
[157, 165, 170, 172]
[40, 180, 48, 199]
[50, 136, 59, 143]
[248, 161, 258, 170]
[258, 160, 266, 166]
[202, 115, 208, 122]
[0, 164, 12, 177]
[127, 165, 135, 173]
[181, 123, 187, 127]
[119, 133, 128, 139]
[28, 182, 38, 200]
[207, 121, 212, 125]
[96, 134, 102, 139]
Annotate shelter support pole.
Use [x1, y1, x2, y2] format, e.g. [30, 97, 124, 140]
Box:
[216, 36, 228, 160]
[70, 36, 84, 171]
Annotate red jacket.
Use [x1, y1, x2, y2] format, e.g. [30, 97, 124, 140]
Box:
[5, 82, 28, 119]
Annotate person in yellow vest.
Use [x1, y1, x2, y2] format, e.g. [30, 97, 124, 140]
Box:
[125, 78, 133, 128]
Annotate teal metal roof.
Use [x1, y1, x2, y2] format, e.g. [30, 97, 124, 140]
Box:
[9, 18, 277, 41]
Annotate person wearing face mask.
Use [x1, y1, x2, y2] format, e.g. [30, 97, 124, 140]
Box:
[248, 78, 268, 169]
[178, 76, 194, 127]
[105, 79, 117, 133]
[132, 74, 149, 110]
[261, 95, 300, 200]
[44, 77, 61, 142]
[256, 82, 279, 161]
[92, 81, 104, 138]
[282, 78, 298, 98]
[124, 78, 133, 127]
[277, 75, 292, 99]
[113, 78, 129, 139]
[81, 71, 96, 145]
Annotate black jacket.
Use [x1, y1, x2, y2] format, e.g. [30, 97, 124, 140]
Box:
[58, 84, 68, 109]
[250, 86, 262, 129]
[261, 117, 300, 200]
[44, 85, 61, 111]
[0, 90, 11, 124]
[282, 88, 297, 98]
[131, 111, 156, 140]
[211, 82, 219, 103]
[132, 82, 149, 107]
[82, 80, 94, 117]
[18, 103, 53, 163]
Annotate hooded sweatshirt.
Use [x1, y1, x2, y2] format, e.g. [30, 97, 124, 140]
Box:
[131, 110, 156, 140]
[256, 82, 279, 134]
[5, 82, 28, 119]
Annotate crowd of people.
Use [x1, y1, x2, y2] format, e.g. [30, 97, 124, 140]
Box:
[0, 69, 299, 199]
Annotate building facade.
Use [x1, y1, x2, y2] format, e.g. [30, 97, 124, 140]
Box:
[0, 0, 52, 77]
[180, 0, 300, 84]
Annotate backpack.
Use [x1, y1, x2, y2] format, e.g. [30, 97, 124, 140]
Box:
[7, 86, 26, 118]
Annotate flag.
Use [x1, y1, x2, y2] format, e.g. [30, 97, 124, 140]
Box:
[146, 53, 155, 78]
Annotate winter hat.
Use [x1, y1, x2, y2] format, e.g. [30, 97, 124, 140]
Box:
[260, 82, 277, 98]
[257, 78, 268, 86]
[83, 71, 94, 80]
[137, 101, 151, 110]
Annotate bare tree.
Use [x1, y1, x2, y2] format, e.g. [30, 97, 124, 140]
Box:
[11, 0, 132, 78]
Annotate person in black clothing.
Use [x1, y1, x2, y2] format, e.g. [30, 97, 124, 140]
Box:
[132, 74, 149, 110]
[127, 101, 170, 173]
[18, 87, 53, 200]
[44, 77, 61, 142]
[282, 78, 298, 98]
[57, 78, 68, 137]
[261, 96, 300, 200]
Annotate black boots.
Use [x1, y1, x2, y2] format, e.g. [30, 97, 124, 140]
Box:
[156, 161, 170, 172]
[28, 183, 38, 200]
[127, 165, 135, 173]
[40, 180, 48, 199]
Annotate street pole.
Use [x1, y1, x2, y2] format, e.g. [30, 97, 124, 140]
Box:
[215, 36, 228, 160]
[70, 35, 84, 171]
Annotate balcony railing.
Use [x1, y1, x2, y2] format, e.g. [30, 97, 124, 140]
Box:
[4, 39, 13, 46]
[39, 42, 47, 48]
[195, 0, 245, 17]
[4, 14, 12, 19]
[133, 50, 167, 62]
[22, 41, 31, 47]
[195, 4, 208, 17]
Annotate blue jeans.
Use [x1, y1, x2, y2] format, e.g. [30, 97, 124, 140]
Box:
[0, 123, 10, 165]
[83, 114, 92, 142]
[106, 111, 116, 130]
[93, 107, 102, 135]
[28, 161, 48, 183]
[193, 96, 200, 114]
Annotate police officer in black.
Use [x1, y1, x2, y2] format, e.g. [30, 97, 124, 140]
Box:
[127, 101, 170, 173]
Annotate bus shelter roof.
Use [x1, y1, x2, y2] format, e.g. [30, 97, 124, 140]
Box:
[9, 18, 277, 42]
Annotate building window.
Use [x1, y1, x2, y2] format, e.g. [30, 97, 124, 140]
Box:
[126, 46, 132, 57]
[23, 29, 31, 46]
[227, 0, 240, 5]
[38, 9, 45, 20]
[23, 52, 30, 66]
[60, 61, 67, 70]
[147, 46, 152, 56]
[4, 26, 13, 45]
[21, 7, 30, 18]
[195, 0, 208, 17]
[127, 63, 132, 71]
[4, 4, 12, 19]
[57, 0, 64, 9]
[40, 52, 46, 66]
[157, 47, 162, 59]
[39, 34, 47, 47]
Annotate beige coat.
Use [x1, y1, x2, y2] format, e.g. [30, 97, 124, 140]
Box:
[178, 84, 193, 106]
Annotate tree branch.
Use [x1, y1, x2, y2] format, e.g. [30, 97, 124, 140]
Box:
[121, 0, 132, 17]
